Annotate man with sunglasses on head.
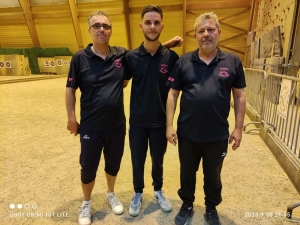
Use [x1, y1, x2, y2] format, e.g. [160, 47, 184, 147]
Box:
[65, 10, 182, 225]
[124, 5, 179, 217]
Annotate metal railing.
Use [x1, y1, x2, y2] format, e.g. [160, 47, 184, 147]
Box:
[244, 68, 300, 164]
[263, 72, 300, 160]
[243, 68, 266, 134]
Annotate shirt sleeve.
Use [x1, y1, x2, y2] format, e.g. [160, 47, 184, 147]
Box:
[166, 60, 182, 90]
[66, 54, 79, 89]
[232, 58, 246, 89]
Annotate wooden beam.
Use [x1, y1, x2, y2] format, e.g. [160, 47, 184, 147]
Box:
[186, 32, 194, 39]
[186, 1, 251, 10]
[219, 8, 250, 21]
[248, 0, 257, 32]
[186, 28, 194, 36]
[4, 10, 123, 20]
[18, 0, 40, 47]
[218, 33, 247, 44]
[218, 44, 244, 55]
[79, 9, 123, 17]
[67, 0, 84, 50]
[219, 21, 247, 33]
[32, 12, 71, 19]
[0, 13, 25, 20]
[122, 0, 132, 50]
[129, 1, 251, 14]
[186, 10, 198, 17]
[183, 0, 187, 53]
[130, 5, 182, 14]
[78, 0, 119, 3]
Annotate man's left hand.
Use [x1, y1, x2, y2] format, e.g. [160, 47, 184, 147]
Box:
[229, 129, 242, 150]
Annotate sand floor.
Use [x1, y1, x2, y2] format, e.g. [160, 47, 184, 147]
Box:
[0, 75, 299, 225]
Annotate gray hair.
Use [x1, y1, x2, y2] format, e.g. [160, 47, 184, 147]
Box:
[194, 12, 220, 33]
[87, 10, 112, 27]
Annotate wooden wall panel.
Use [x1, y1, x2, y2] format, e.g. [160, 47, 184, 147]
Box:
[255, 0, 295, 60]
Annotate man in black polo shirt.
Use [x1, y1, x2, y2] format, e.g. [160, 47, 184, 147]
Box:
[65, 10, 182, 225]
[166, 12, 246, 225]
[124, 5, 179, 217]
[66, 11, 127, 225]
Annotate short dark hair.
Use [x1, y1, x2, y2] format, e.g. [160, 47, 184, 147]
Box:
[141, 5, 163, 20]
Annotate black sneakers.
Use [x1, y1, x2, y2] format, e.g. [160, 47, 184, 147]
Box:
[174, 203, 194, 225]
[204, 209, 221, 225]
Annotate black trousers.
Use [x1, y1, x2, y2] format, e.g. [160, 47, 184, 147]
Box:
[129, 125, 167, 193]
[177, 136, 228, 208]
[79, 124, 126, 184]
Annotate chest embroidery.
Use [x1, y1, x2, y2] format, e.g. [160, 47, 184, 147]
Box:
[219, 68, 229, 77]
[160, 64, 168, 74]
[114, 59, 122, 68]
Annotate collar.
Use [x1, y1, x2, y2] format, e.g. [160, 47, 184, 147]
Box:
[190, 47, 226, 63]
[138, 42, 168, 56]
[85, 43, 116, 59]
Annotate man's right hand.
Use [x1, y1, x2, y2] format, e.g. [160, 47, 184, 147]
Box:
[166, 126, 178, 146]
[67, 119, 80, 136]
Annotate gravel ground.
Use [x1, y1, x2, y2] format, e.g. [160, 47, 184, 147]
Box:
[0, 76, 299, 225]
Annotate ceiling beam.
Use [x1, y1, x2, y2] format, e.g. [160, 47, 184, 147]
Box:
[67, 0, 84, 50]
[218, 44, 244, 55]
[2, 2, 252, 21]
[32, 12, 71, 19]
[122, 0, 132, 49]
[79, 9, 123, 17]
[187, 0, 251, 10]
[130, 1, 251, 14]
[0, 13, 25, 20]
[18, 0, 40, 47]
[219, 8, 250, 21]
[130, 5, 182, 14]
[186, 1, 251, 10]
[187, 9, 248, 34]
[219, 21, 248, 33]
[218, 32, 247, 44]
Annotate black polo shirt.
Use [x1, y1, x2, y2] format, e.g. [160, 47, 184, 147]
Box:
[125, 43, 179, 127]
[66, 44, 127, 131]
[166, 48, 246, 142]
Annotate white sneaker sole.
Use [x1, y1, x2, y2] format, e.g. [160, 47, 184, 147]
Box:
[129, 205, 141, 217]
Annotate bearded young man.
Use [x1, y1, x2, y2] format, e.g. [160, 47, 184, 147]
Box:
[124, 5, 179, 217]
[66, 10, 182, 225]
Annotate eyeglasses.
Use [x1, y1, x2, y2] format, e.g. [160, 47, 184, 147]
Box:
[90, 23, 112, 31]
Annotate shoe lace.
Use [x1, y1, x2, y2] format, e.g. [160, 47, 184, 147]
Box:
[156, 191, 167, 203]
[108, 194, 121, 207]
[81, 204, 91, 218]
[132, 193, 141, 205]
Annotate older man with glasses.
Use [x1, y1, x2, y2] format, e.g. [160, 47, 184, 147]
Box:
[65, 10, 182, 225]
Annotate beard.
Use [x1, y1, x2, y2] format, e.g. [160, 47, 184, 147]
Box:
[144, 32, 160, 42]
[200, 40, 217, 52]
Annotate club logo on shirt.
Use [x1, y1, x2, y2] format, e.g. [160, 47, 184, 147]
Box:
[219, 68, 229, 77]
[68, 78, 73, 82]
[114, 59, 122, 68]
[168, 77, 174, 82]
[160, 64, 168, 73]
